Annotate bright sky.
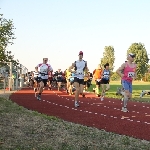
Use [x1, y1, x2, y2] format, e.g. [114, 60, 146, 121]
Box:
[1, 0, 150, 72]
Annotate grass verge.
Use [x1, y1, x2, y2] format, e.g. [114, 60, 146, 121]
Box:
[0, 97, 150, 150]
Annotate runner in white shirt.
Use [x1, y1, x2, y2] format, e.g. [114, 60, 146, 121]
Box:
[36, 58, 53, 100]
[69, 51, 88, 107]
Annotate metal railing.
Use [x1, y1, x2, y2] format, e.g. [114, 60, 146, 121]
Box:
[0, 61, 28, 93]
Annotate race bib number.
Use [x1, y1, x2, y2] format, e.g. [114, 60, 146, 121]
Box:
[76, 70, 83, 74]
[97, 79, 101, 82]
[41, 69, 47, 74]
[103, 75, 109, 78]
[128, 72, 134, 78]
[58, 75, 62, 77]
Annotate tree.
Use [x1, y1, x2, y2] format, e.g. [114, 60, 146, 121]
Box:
[0, 13, 17, 66]
[101, 46, 115, 71]
[127, 43, 149, 80]
[110, 72, 120, 81]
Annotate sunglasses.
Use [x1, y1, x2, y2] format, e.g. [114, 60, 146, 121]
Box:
[129, 54, 135, 58]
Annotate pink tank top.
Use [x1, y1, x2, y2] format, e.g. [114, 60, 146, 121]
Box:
[122, 63, 136, 82]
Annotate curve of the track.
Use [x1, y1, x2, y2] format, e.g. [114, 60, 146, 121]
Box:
[10, 87, 150, 141]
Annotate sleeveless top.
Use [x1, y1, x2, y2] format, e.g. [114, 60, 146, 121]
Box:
[74, 60, 86, 79]
[122, 63, 136, 82]
[102, 69, 110, 80]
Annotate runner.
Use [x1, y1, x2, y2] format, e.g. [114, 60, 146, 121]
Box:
[36, 58, 53, 100]
[116, 53, 137, 112]
[83, 68, 89, 92]
[93, 64, 103, 97]
[116, 61, 128, 101]
[29, 71, 34, 88]
[100, 63, 111, 101]
[140, 68, 150, 98]
[69, 72, 75, 95]
[65, 68, 71, 93]
[69, 51, 88, 107]
[55, 69, 63, 91]
[32, 67, 39, 93]
[47, 71, 53, 90]
[86, 71, 93, 89]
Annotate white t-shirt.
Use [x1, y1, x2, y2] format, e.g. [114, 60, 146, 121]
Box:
[36, 63, 53, 79]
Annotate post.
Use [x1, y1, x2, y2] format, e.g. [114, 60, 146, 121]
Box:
[16, 66, 18, 90]
[9, 62, 13, 91]
[3, 77, 6, 94]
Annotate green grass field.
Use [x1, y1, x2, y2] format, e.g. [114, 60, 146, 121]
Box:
[88, 81, 150, 102]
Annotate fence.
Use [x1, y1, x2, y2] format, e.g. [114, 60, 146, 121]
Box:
[0, 72, 25, 93]
[0, 62, 28, 93]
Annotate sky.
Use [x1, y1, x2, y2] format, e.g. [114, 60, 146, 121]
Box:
[1, 0, 150, 72]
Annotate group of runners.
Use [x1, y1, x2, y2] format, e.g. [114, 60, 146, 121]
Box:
[29, 51, 137, 113]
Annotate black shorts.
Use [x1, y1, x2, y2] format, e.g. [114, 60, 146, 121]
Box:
[74, 77, 84, 85]
[37, 78, 48, 87]
[48, 79, 53, 84]
[64, 79, 67, 83]
[96, 80, 101, 86]
[57, 77, 63, 82]
[101, 79, 109, 84]
[34, 77, 39, 82]
[84, 81, 87, 85]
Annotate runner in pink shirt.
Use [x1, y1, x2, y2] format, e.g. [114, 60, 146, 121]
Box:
[116, 53, 137, 112]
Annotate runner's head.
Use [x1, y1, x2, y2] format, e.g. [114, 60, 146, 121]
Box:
[127, 53, 135, 62]
[35, 67, 38, 71]
[78, 51, 83, 60]
[104, 63, 109, 69]
[97, 64, 102, 69]
[43, 58, 48, 64]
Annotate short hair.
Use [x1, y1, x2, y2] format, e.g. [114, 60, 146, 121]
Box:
[104, 63, 109, 68]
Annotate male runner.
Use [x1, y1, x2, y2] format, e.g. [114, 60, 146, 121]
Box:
[36, 58, 53, 100]
[32, 67, 39, 92]
[69, 51, 88, 107]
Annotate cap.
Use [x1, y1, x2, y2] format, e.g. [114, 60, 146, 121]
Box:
[79, 51, 83, 55]
[129, 53, 136, 58]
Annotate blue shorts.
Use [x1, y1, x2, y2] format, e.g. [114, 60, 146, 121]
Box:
[122, 80, 132, 93]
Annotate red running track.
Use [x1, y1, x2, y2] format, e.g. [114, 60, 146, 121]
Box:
[10, 87, 150, 141]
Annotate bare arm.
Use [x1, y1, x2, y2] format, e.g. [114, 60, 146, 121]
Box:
[85, 61, 88, 71]
[68, 63, 75, 72]
[116, 63, 126, 77]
